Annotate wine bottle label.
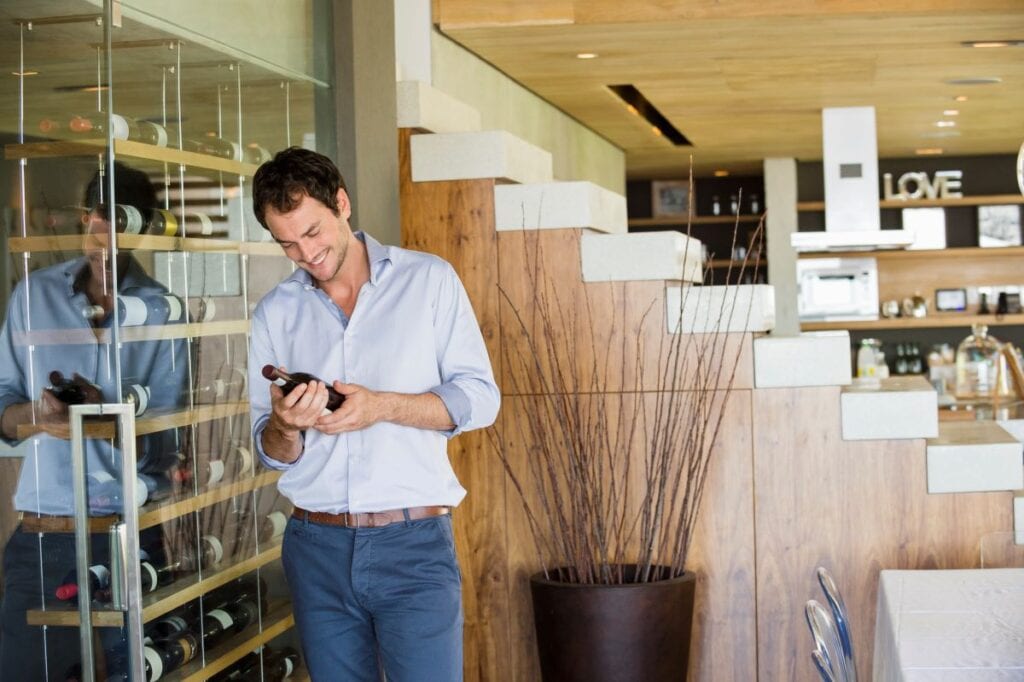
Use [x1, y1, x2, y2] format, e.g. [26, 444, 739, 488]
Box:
[164, 295, 183, 322]
[141, 561, 159, 592]
[211, 379, 227, 398]
[144, 645, 164, 681]
[226, 141, 243, 162]
[267, 510, 287, 539]
[92, 564, 111, 585]
[126, 384, 150, 416]
[177, 635, 195, 663]
[201, 297, 216, 320]
[202, 534, 224, 563]
[141, 121, 168, 147]
[153, 208, 178, 237]
[90, 471, 115, 483]
[134, 476, 149, 507]
[109, 114, 130, 141]
[159, 615, 188, 633]
[186, 211, 214, 236]
[207, 459, 225, 485]
[120, 296, 149, 326]
[284, 659, 294, 676]
[235, 447, 253, 475]
[207, 608, 233, 629]
[121, 204, 143, 234]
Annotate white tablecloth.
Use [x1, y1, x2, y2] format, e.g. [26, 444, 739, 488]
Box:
[873, 568, 1024, 681]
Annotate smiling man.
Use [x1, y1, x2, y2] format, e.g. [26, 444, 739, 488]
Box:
[248, 147, 499, 682]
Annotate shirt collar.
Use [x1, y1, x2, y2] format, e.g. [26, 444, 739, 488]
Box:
[62, 255, 146, 298]
[284, 230, 393, 289]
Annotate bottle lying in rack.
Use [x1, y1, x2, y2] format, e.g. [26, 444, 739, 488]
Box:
[82, 293, 185, 326]
[243, 144, 273, 166]
[36, 113, 169, 147]
[227, 503, 291, 559]
[194, 368, 248, 404]
[210, 645, 302, 682]
[178, 210, 228, 238]
[181, 135, 243, 162]
[263, 365, 345, 412]
[54, 543, 166, 603]
[172, 445, 252, 490]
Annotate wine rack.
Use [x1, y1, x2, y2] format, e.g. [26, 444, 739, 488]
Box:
[0, 4, 315, 678]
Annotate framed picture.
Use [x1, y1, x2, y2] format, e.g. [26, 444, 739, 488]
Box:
[935, 288, 967, 312]
[652, 180, 691, 218]
[977, 205, 1022, 247]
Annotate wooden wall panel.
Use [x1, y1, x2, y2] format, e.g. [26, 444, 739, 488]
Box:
[399, 129, 511, 682]
[876, 251, 1024, 304]
[752, 387, 1013, 682]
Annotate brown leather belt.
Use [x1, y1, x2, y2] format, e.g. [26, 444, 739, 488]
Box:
[292, 505, 450, 529]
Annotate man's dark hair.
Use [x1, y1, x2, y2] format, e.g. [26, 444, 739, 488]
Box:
[252, 147, 348, 230]
[83, 162, 157, 225]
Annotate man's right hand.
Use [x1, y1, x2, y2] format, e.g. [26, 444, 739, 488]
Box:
[261, 367, 330, 463]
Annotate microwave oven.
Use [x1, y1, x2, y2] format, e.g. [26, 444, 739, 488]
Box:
[796, 257, 879, 321]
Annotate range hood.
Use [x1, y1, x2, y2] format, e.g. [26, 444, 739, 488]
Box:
[791, 106, 912, 253]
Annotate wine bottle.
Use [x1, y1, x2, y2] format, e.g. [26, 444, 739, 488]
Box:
[176, 533, 226, 572]
[200, 595, 264, 649]
[137, 472, 172, 503]
[55, 563, 111, 601]
[117, 294, 185, 326]
[179, 211, 228, 238]
[68, 113, 169, 147]
[144, 631, 198, 681]
[88, 471, 149, 513]
[48, 370, 89, 404]
[114, 203, 146, 234]
[124, 383, 151, 416]
[145, 602, 198, 640]
[262, 365, 344, 412]
[243, 144, 272, 165]
[182, 135, 242, 162]
[195, 368, 248, 403]
[264, 646, 301, 682]
[259, 507, 289, 544]
[147, 208, 179, 237]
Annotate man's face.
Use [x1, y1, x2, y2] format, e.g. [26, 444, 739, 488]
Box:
[265, 189, 353, 285]
[82, 209, 130, 288]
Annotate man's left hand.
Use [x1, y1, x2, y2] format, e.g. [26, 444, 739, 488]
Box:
[315, 382, 384, 434]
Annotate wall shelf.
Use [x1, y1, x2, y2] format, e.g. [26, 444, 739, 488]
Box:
[709, 258, 766, 268]
[12, 320, 250, 348]
[5, 139, 259, 177]
[10, 234, 242, 255]
[26, 540, 283, 628]
[798, 245, 1024, 262]
[629, 214, 762, 228]
[797, 195, 1024, 212]
[16, 400, 249, 441]
[801, 313, 1024, 332]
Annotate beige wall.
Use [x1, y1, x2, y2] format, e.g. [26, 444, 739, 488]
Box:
[431, 31, 625, 194]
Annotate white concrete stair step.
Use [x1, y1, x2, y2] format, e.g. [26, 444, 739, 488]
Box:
[926, 421, 1024, 494]
[840, 376, 939, 441]
[753, 331, 852, 388]
[582, 231, 702, 283]
[396, 80, 481, 134]
[410, 130, 553, 184]
[666, 284, 775, 334]
[495, 181, 626, 234]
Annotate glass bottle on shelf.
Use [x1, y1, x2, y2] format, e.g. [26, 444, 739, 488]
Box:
[711, 195, 721, 216]
[955, 324, 1002, 399]
[729, 194, 739, 215]
[749, 193, 759, 214]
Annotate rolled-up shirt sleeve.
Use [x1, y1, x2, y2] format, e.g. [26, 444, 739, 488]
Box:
[248, 304, 303, 471]
[0, 285, 29, 446]
[430, 263, 500, 438]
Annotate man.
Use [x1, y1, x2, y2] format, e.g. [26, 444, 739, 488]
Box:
[0, 163, 187, 680]
[248, 147, 499, 682]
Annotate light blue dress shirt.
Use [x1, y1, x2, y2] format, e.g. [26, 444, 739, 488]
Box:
[0, 257, 188, 515]
[248, 231, 500, 513]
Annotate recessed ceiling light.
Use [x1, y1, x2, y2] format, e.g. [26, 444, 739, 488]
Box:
[943, 109, 959, 116]
[915, 148, 944, 155]
[576, 52, 598, 59]
[714, 170, 729, 177]
[960, 40, 1024, 48]
[944, 77, 1002, 85]
[935, 120, 957, 128]
[11, 70, 38, 76]
[953, 95, 968, 102]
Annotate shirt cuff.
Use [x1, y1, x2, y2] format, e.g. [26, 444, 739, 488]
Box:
[253, 414, 303, 471]
[430, 384, 471, 438]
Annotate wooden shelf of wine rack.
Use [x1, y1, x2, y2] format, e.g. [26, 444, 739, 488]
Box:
[9, 233, 282, 257]
[172, 598, 294, 682]
[4, 139, 259, 177]
[16, 400, 249, 440]
[27, 539, 283, 627]
[19, 469, 279, 534]
[13, 319, 250, 347]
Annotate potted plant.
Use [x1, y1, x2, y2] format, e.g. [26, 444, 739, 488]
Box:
[492, 209, 763, 682]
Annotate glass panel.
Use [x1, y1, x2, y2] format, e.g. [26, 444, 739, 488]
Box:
[2, 0, 331, 679]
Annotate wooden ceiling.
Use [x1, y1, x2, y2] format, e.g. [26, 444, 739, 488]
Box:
[434, 0, 1024, 178]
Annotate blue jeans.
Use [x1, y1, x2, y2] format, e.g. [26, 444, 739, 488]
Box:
[282, 513, 463, 682]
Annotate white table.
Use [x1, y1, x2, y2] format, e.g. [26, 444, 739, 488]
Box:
[873, 568, 1024, 681]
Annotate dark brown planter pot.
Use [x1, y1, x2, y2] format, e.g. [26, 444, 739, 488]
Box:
[530, 566, 697, 682]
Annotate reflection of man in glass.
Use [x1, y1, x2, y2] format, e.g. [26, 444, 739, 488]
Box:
[0, 162, 187, 680]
